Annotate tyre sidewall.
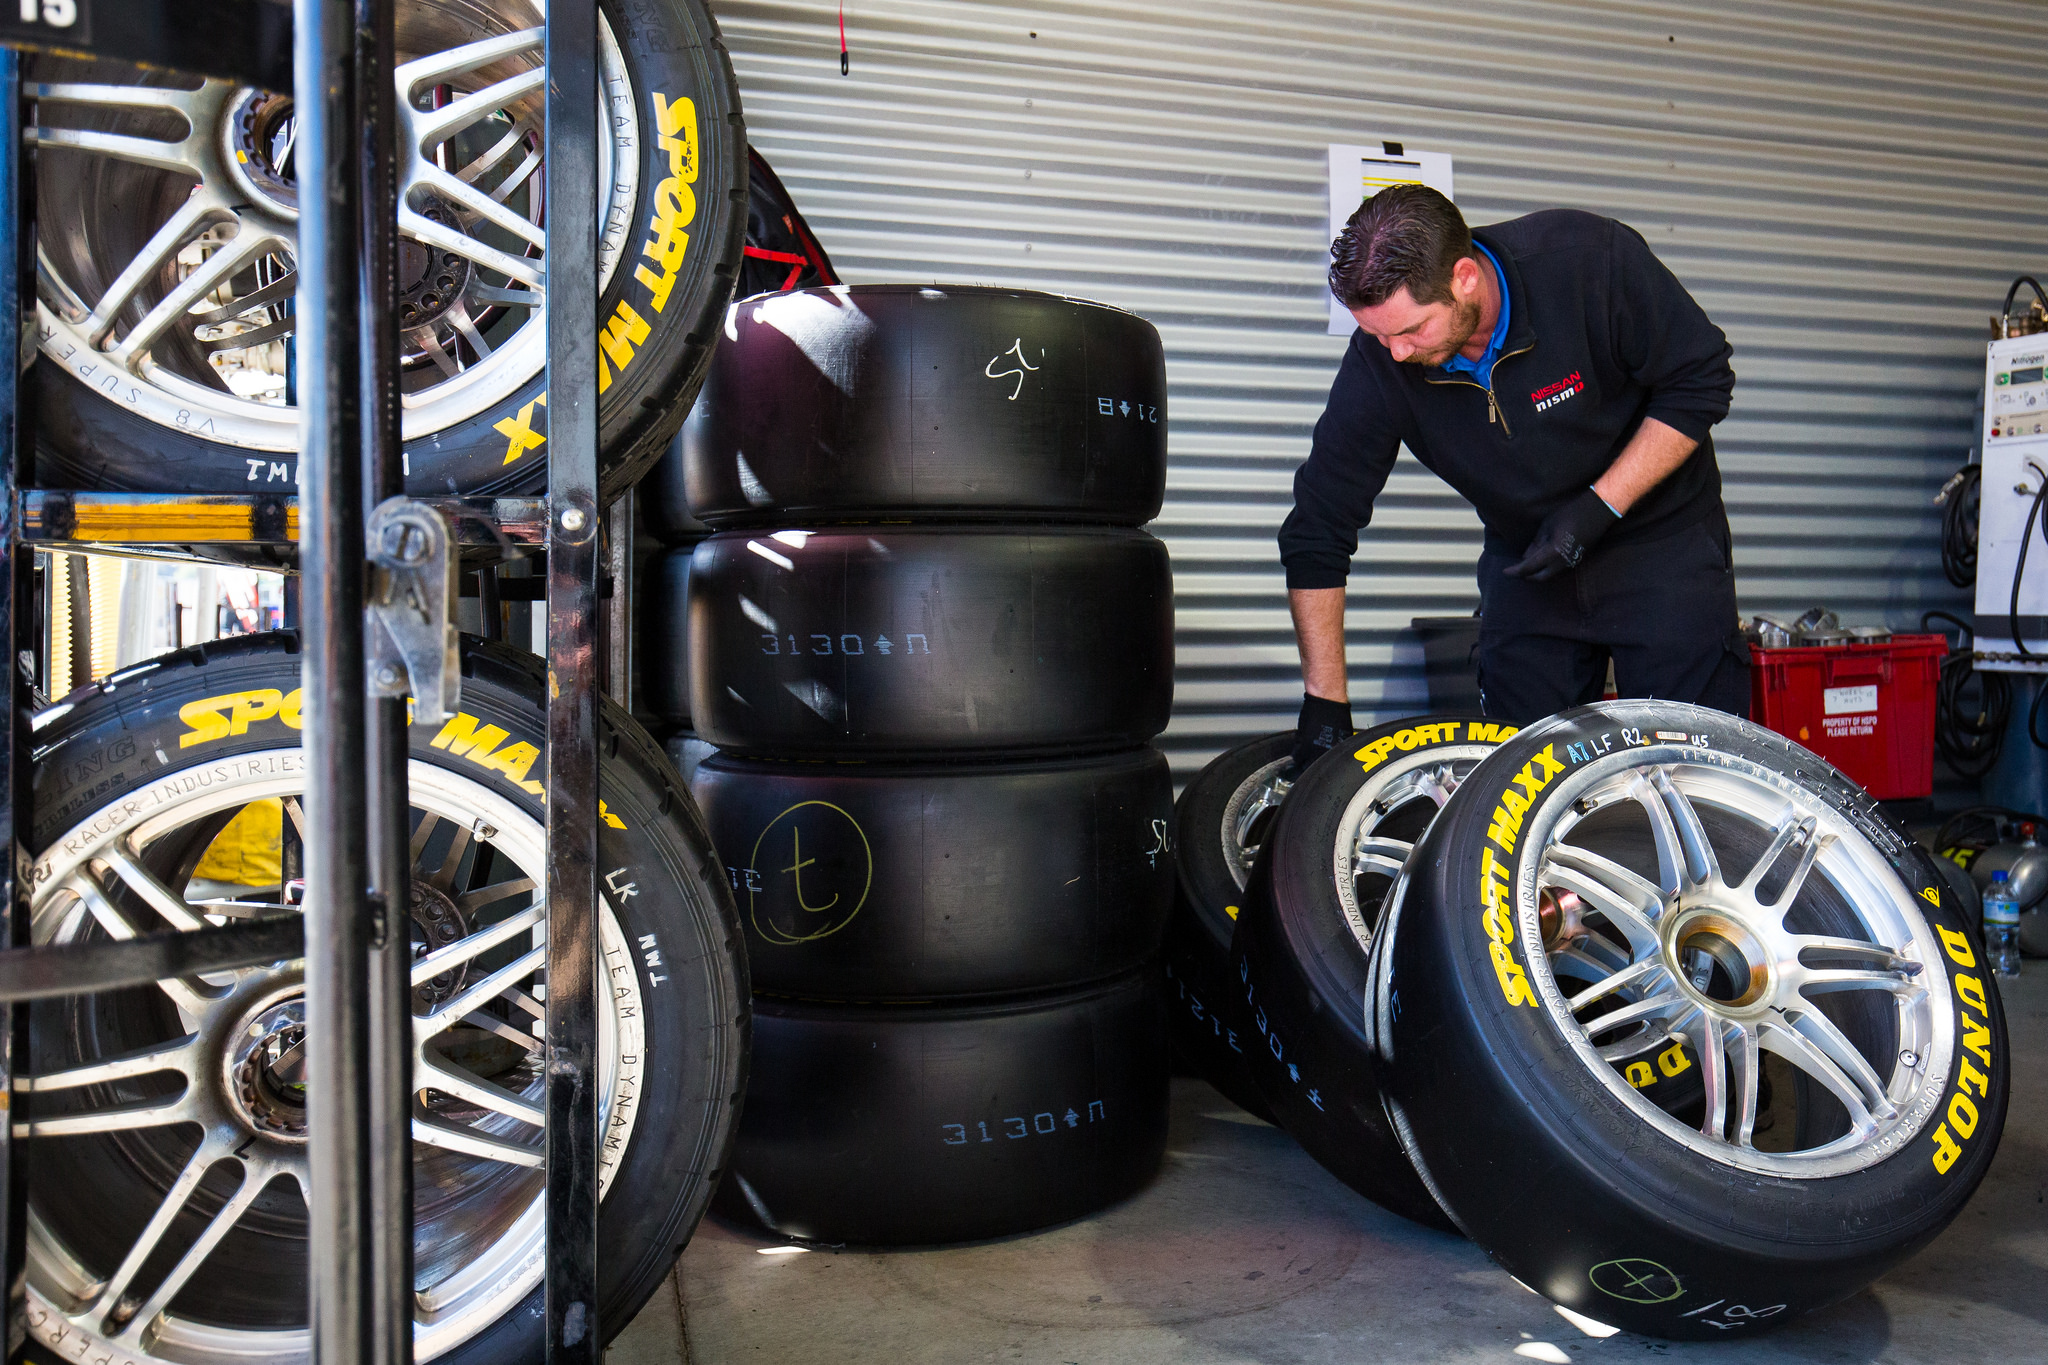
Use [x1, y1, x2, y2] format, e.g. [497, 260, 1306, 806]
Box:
[691, 749, 1173, 999]
[719, 970, 1168, 1245]
[1232, 714, 1506, 1229]
[684, 286, 1167, 525]
[688, 527, 1174, 757]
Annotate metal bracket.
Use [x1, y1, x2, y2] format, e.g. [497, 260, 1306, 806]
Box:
[367, 497, 460, 723]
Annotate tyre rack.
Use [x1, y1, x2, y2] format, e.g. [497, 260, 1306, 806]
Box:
[0, 3, 610, 1362]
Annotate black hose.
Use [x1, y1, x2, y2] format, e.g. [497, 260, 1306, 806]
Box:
[1922, 611, 2010, 780]
[2002, 275, 2048, 324]
[1941, 463, 1980, 588]
[2010, 460, 2048, 660]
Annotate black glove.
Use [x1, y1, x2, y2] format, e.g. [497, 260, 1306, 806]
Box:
[1285, 693, 1355, 781]
[1503, 487, 1621, 582]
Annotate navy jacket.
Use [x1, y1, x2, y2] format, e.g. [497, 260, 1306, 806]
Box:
[1278, 209, 1735, 589]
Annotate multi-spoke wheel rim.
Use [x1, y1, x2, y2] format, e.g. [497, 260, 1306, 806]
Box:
[21, 755, 643, 1362]
[1219, 757, 1291, 892]
[1332, 745, 1494, 948]
[31, 0, 639, 451]
[1520, 750, 1952, 1179]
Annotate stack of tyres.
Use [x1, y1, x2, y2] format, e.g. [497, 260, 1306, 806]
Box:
[669, 285, 1178, 1244]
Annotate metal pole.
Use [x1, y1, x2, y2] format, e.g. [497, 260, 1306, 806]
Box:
[606, 490, 632, 707]
[0, 46, 35, 1300]
[544, 0, 603, 1354]
[295, 0, 381, 1359]
[355, 0, 414, 1358]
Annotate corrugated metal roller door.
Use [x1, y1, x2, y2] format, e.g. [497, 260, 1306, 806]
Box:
[711, 0, 2047, 781]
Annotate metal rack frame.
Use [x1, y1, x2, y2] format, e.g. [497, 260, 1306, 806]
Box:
[0, 1, 607, 1360]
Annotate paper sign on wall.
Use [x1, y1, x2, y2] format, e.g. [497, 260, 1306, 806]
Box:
[1326, 144, 1455, 336]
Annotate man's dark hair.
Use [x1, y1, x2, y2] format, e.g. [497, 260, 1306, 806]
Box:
[1328, 184, 1474, 311]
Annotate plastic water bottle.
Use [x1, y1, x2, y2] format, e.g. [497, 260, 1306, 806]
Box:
[1984, 869, 2021, 979]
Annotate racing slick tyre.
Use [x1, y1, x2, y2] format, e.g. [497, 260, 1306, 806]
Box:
[680, 285, 1167, 527]
[691, 748, 1174, 1000]
[28, 0, 746, 503]
[688, 527, 1174, 757]
[642, 427, 712, 546]
[1374, 701, 2010, 1339]
[1163, 732, 1294, 1122]
[19, 633, 748, 1365]
[640, 546, 695, 728]
[1232, 715, 1509, 1230]
[714, 967, 1168, 1246]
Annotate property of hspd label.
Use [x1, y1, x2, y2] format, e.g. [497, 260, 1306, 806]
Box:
[1823, 684, 1878, 716]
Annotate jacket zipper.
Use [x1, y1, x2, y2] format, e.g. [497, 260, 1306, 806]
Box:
[1424, 340, 1534, 436]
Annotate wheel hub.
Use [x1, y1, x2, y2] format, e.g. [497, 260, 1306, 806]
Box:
[1664, 907, 1774, 1014]
[222, 88, 300, 219]
[397, 198, 475, 332]
[223, 988, 309, 1145]
[411, 875, 472, 1010]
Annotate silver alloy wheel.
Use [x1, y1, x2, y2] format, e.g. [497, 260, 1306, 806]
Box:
[1520, 751, 1952, 1179]
[21, 755, 644, 1363]
[30, 0, 639, 452]
[1219, 758, 1291, 890]
[1331, 746, 1495, 948]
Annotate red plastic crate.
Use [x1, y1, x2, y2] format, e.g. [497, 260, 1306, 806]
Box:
[1747, 634, 1945, 800]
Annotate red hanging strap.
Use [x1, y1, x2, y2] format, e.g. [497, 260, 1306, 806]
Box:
[838, 1, 849, 74]
[743, 245, 814, 292]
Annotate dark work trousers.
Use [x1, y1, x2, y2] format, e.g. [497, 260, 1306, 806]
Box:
[1475, 514, 1751, 726]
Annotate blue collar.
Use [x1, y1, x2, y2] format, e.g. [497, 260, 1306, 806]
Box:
[1440, 242, 1510, 389]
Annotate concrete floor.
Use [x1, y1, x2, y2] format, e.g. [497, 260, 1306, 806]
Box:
[610, 968, 2048, 1365]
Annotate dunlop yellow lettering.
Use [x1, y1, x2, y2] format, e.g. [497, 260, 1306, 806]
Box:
[1356, 736, 1399, 772]
[1920, 886, 1941, 907]
[1486, 814, 1519, 853]
[1393, 727, 1421, 751]
[1487, 942, 1536, 1006]
[1657, 1041, 1692, 1078]
[1947, 1092, 1979, 1138]
[1955, 973, 1987, 1015]
[1930, 1122, 1961, 1173]
[1625, 1061, 1654, 1088]
[496, 392, 547, 465]
[178, 688, 305, 748]
[1477, 845, 1536, 1008]
[431, 713, 511, 762]
[1960, 1011, 1991, 1066]
[179, 697, 233, 748]
[633, 92, 699, 313]
[230, 690, 280, 733]
[597, 301, 652, 394]
[1956, 1055, 1990, 1099]
[1937, 925, 1975, 967]
[1469, 722, 1519, 744]
[1513, 745, 1566, 797]
[475, 740, 540, 786]
[600, 800, 627, 831]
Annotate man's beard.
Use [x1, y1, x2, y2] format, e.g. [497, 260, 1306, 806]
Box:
[1411, 297, 1483, 367]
